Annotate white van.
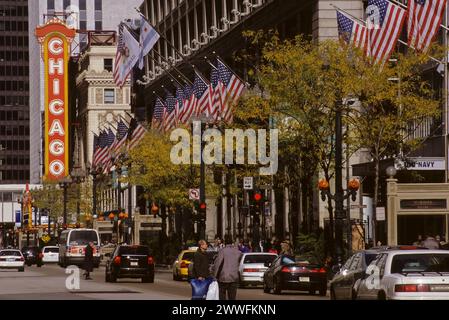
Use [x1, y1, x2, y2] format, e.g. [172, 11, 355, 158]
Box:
[58, 229, 101, 268]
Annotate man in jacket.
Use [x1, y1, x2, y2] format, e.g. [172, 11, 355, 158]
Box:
[84, 241, 94, 280]
[192, 240, 210, 280]
[213, 236, 242, 300]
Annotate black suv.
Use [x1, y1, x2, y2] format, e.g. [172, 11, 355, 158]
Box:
[105, 245, 155, 283]
[21, 246, 43, 267]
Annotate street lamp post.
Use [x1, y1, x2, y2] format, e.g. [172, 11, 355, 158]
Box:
[71, 167, 86, 223]
[58, 177, 72, 227]
[319, 103, 360, 265]
[86, 161, 98, 228]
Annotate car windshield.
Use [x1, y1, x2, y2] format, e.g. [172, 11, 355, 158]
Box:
[182, 252, 195, 261]
[68, 231, 98, 246]
[244, 254, 277, 264]
[391, 254, 449, 273]
[0, 250, 21, 256]
[44, 247, 59, 253]
[119, 246, 149, 255]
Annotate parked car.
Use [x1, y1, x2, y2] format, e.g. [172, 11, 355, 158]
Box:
[263, 254, 327, 295]
[105, 244, 155, 283]
[330, 249, 381, 300]
[21, 246, 43, 267]
[0, 249, 25, 272]
[172, 250, 195, 281]
[356, 249, 449, 300]
[239, 252, 277, 287]
[42, 246, 59, 263]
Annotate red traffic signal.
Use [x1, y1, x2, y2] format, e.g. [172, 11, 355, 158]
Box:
[199, 202, 207, 210]
[253, 192, 263, 202]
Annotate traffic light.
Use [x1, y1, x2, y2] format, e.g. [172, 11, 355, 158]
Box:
[199, 202, 207, 219]
[22, 212, 30, 229]
[251, 190, 264, 214]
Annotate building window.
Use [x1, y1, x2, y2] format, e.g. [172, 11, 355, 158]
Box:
[79, 0, 86, 10]
[104, 59, 113, 72]
[63, 0, 71, 10]
[47, 0, 55, 10]
[95, 21, 102, 30]
[95, 0, 102, 11]
[104, 89, 115, 104]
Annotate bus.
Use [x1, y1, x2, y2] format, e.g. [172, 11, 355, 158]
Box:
[58, 229, 101, 268]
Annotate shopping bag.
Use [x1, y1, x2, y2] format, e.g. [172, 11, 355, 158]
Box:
[190, 278, 213, 300]
[206, 280, 219, 300]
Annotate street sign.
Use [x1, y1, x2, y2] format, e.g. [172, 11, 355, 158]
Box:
[243, 177, 253, 190]
[189, 188, 200, 200]
[376, 207, 386, 221]
[351, 204, 367, 209]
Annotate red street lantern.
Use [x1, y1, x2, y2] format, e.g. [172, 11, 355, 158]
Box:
[119, 212, 125, 219]
[348, 179, 360, 191]
[318, 179, 330, 191]
[108, 213, 115, 221]
[151, 203, 159, 215]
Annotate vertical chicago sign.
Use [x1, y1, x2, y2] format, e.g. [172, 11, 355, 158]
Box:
[35, 19, 76, 181]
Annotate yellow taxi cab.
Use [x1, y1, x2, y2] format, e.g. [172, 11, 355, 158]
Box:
[172, 248, 197, 281]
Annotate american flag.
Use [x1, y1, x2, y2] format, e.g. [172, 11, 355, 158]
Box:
[128, 118, 147, 150]
[114, 120, 129, 153]
[407, 0, 447, 52]
[93, 130, 108, 168]
[102, 128, 116, 172]
[163, 89, 177, 131]
[152, 97, 166, 131]
[337, 10, 368, 51]
[193, 71, 212, 119]
[113, 23, 125, 87]
[92, 133, 100, 168]
[217, 58, 245, 124]
[366, 0, 407, 64]
[179, 84, 194, 124]
[210, 62, 221, 122]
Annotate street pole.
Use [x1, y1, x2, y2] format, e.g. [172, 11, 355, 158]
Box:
[199, 121, 206, 240]
[128, 184, 132, 244]
[334, 104, 344, 264]
[92, 171, 97, 225]
[63, 183, 68, 226]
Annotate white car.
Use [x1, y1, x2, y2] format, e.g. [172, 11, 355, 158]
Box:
[239, 252, 277, 287]
[356, 249, 449, 300]
[0, 249, 25, 272]
[42, 246, 59, 263]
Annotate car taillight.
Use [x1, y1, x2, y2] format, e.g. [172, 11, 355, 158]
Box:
[309, 267, 327, 273]
[281, 266, 292, 273]
[243, 268, 260, 273]
[148, 256, 154, 265]
[20, 257, 24, 261]
[114, 256, 121, 265]
[395, 284, 430, 292]
[180, 261, 188, 268]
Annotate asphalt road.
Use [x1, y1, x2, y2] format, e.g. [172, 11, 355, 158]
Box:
[0, 264, 329, 300]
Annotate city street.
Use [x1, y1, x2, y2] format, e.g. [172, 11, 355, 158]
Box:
[0, 264, 328, 300]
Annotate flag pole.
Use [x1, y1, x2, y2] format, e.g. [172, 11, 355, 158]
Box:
[212, 52, 248, 86]
[331, 3, 444, 64]
[386, 0, 449, 32]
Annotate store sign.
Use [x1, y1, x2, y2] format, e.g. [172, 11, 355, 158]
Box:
[35, 19, 75, 181]
[400, 199, 447, 210]
[395, 157, 445, 171]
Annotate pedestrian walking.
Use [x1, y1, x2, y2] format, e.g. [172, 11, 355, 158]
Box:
[83, 241, 94, 280]
[280, 240, 293, 256]
[213, 235, 242, 300]
[193, 240, 211, 280]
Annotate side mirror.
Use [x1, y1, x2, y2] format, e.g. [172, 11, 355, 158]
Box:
[264, 262, 272, 268]
[331, 265, 341, 274]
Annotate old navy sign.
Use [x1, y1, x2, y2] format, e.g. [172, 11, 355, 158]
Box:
[35, 19, 75, 180]
[395, 157, 445, 171]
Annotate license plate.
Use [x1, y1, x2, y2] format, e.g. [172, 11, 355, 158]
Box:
[7, 258, 15, 262]
[131, 262, 138, 266]
[299, 277, 310, 282]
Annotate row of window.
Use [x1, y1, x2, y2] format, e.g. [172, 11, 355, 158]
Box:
[0, 156, 30, 166]
[0, 36, 29, 47]
[0, 170, 30, 182]
[47, 0, 102, 11]
[0, 51, 29, 62]
[0, 125, 30, 137]
[0, 96, 29, 107]
[0, 140, 30, 151]
[0, 80, 30, 91]
[78, 20, 103, 31]
[0, 5, 28, 17]
[0, 110, 30, 121]
[0, 21, 29, 32]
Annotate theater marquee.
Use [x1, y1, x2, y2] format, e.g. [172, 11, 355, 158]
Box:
[35, 19, 76, 181]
